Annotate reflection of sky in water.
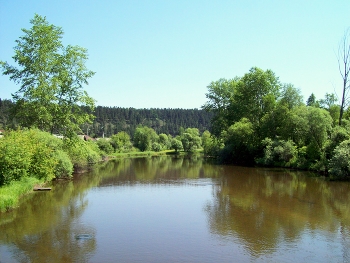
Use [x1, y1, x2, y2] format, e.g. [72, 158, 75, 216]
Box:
[1, 157, 350, 262]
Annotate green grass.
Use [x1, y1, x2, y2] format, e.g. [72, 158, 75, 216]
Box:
[0, 177, 41, 213]
[111, 150, 175, 158]
[110, 149, 204, 158]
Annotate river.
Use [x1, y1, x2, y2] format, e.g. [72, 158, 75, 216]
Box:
[0, 155, 349, 262]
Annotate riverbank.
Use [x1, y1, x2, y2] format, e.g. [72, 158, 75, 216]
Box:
[0, 177, 43, 212]
[111, 149, 202, 158]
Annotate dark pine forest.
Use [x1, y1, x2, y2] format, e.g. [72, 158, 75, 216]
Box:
[0, 99, 213, 138]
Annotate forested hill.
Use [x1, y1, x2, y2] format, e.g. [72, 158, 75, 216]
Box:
[90, 106, 213, 137]
[0, 99, 213, 137]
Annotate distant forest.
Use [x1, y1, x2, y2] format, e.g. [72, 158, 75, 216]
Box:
[0, 99, 213, 137]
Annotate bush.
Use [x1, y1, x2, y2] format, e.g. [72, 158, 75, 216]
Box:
[0, 130, 32, 185]
[0, 129, 68, 185]
[329, 140, 350, 179]
[63, 136, 101, 168]
[151, 142, 161, 152]
[257, 138, 297, 167]
[96, 138, 114, 154]
[53, 150, 73, 178]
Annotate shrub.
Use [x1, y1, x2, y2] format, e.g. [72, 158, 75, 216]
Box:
[63, 136, 101, 168]
[53, 150, 73, 178]
[257, 138, 297, 167]
[96, 138, 114, 154]
[0, 130, 32, 185]
[151, 142, 161, 152]
[0, 129, 67, 185]
[329, 140, 350, 179]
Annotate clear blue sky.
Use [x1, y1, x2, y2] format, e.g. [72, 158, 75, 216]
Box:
[1, 0, 350, 109]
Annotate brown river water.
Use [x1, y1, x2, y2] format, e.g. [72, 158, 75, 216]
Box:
[0, 155, 349, 263]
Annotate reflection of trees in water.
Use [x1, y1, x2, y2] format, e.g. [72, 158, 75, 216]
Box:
[99, 155, 222, 186]
[205, 166, 350, 258]
[0, 179, 96, 262]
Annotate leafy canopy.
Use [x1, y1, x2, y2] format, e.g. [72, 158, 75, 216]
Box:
[1, 14, 95, 137]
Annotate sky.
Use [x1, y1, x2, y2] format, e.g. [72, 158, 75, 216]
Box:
[1, 1, 350, 109]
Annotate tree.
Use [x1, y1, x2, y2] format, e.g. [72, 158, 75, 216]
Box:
[233, 67, 281, 126]
[202, 78, 237, 136]
[306, 93, 319, 107]
[337, 28, 350, 125]
[0, 14, 95, 137]
[221, 118, 255, 164]
[111, 131, 132, 152]
[279, 84, 303, 110]
[180, 128, 202, 152]
[170, 138, 183, 152]
[133, 126, 158, 151]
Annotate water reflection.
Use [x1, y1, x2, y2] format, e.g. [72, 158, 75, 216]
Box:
[0, 178, 97, 262]
[205, 166, 350, 260]
[0, 156, 349, 262]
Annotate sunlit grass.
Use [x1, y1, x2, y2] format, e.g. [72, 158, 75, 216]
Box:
[111, 150, 174, 158]
[0, 177, 41, 212]
[110, 149, 204, 159]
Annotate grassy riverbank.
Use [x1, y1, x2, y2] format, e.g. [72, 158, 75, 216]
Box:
[0, 177, 42, 212]
[111, 149, 203, 158]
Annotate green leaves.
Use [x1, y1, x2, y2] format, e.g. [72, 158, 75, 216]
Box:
[1, 14, 95, 138]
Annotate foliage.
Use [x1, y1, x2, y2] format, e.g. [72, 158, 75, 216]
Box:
[202, 78, 237, 136]
[258, 138, 297, 167]
[219, 118, 255, 164]
[158, 133, 171, 150]
[110, 131, 132, 152]
[329, 140, 350, 179]
[0, 129, 75, 186]
[53, 150, 73, 178]
[133, 126, 158, 152]
[170, 138, 183, 152]
[63, 136, 101, 168]
[0, 177, 40, 212]
[151, 142, 161, 152]
[96, 138, 114, 155]
[90, 106, 213, 138]
[180, 128, 202, 152]
[0, 14, 95, 137]
[202, 67, 348, 175]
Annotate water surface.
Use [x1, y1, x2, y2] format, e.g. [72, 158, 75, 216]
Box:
[0, 156, 349, 262]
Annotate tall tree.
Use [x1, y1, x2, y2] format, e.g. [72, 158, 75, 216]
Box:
[233, 67, 281, 126]
[337, 28, 350, 126]
[0, 14, 95, 137]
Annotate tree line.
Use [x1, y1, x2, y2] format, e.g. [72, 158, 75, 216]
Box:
[201, 67, 350, 180]
[1, 14, 350, 181]
[86, 106, 213, 138]
[0, 99, 213, 138]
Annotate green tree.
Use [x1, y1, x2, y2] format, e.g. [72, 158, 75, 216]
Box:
[202, 78, 237, 136]
[0, 14, 95, 137]
[96, 138, 114, 155]
[319, 93, 340, 125]
[180, 128, 202, 152]
[170, 138, 183, 152]
[158, 133, 170, 150]
[233, 67, 281, 125]
[306, 93, 319, 107]
[220, 118, 255, 164]
[279, 84, 303, 110]
[110, 131, 132, 152]
[133, 126, 158, 151]
[329, 140, 350, 179]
